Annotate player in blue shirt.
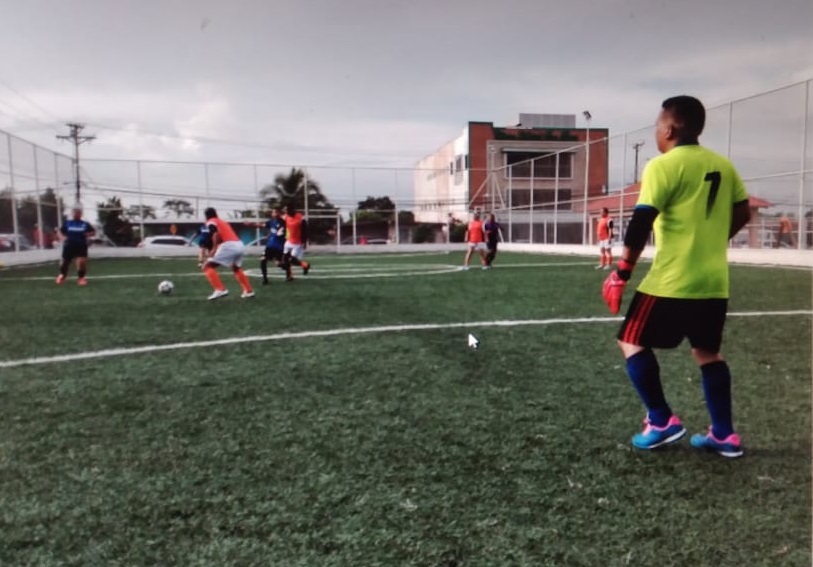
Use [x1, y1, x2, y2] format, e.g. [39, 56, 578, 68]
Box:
[56, 204, 96, 286]
[484, 213, 504, 267]
[193, 223, 213, 268]
[260, 208, 286, 285]
[245, 207, 286, 285]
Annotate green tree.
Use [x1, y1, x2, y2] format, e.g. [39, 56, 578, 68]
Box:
[125, 204, 157, 221]
[449, 223, 467, 243]
[398, 210, 415, 225]
[260, 168, 338, 244]
[40, 188, 65, 230]
[162, 199, 195, 218]
[412, 223, 435, 243]
[98, 197, 135, 246]
[0, 187, 66, 235]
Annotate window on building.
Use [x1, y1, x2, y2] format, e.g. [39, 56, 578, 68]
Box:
[508, 188, 573, 210]
[504, 152, 572, 179]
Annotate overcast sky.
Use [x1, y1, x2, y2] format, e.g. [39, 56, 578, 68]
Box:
[0, 0, 811, 208]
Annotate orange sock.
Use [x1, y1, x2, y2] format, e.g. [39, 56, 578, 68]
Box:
[204, 266, 225, 290]
[234, 269, 253, 292]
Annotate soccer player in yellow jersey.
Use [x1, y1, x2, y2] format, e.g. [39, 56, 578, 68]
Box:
[602, 95, 751, 458]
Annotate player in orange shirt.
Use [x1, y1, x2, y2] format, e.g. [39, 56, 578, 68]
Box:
[596, 207, 615, 270]
[282, 205, 311, 281]
[463, 212, 488, 270]
[776, 214, 796, 248]
[202, 207, 255, 300]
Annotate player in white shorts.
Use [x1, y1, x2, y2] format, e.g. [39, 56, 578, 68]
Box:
[463, 212, 488, 270]
[596, 207, 615, 270]
[282, 205, 311, 281]
[202, 207, 255, 300]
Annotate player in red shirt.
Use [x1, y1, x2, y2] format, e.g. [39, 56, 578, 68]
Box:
[463, 212, 488, 270]
[596, 207, 615, 270]
[202, 207, 254, 300]
[282, 205, 311, 281]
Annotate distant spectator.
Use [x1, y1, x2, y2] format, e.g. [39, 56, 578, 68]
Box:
[32, 224, 45, 249]
[776, 215, 796, 248]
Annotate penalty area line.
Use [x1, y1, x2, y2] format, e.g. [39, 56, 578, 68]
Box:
[0, 310, 810, 369]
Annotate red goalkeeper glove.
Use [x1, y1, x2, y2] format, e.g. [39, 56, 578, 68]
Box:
[602, 259, 634, 315]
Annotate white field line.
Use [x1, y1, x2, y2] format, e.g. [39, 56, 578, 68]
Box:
[1, 261, 596, 282]
[0, 310, 809, 369]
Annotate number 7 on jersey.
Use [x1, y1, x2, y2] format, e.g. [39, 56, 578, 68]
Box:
[704, 171, 721, 218]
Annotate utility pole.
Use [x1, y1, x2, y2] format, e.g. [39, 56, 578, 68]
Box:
[57, 123, 95, 204]
[632, 141, 645, 184]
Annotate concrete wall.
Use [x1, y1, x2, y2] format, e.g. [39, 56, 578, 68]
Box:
[2, 244, 810, 268]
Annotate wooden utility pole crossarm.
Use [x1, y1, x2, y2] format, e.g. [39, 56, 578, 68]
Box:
[56, 123, 96, 205]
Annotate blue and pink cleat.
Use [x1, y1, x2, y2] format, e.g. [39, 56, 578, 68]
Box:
[631, 415, 686, 450]
[690, 428, 744, 458]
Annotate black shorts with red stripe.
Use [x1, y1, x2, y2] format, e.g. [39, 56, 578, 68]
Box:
[617, 292, 728, 353]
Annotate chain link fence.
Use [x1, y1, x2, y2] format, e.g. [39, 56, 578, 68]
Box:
[1, 79, 810, 253]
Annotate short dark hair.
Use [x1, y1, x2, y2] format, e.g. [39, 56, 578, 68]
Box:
[662, 95, 706, 141]
[601, 207, 609, 215]
[204, 207, 217, 219]
[285, 204, 296, 215]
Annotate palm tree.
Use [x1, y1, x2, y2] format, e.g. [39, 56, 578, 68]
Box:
[259, 168, 338, 244]
[259, 168, 332, 213]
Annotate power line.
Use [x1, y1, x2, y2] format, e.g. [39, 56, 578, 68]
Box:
[0, 78, 61, 122]
[84, 121, 424, 160]
[56, 123, 96, 204]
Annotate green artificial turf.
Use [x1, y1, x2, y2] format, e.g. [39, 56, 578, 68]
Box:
[0, 252, 810, 566]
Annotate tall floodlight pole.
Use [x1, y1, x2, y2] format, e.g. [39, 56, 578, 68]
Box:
[56, 123, 95, 204]
[582, 111, 591, 245]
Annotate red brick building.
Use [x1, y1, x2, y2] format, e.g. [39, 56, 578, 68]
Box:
[414, 114, 609, 242]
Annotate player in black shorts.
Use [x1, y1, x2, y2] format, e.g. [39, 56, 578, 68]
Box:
[484, 213, 503, 267]
[194, 223, 213, 268]
[56, 204, 95, 286]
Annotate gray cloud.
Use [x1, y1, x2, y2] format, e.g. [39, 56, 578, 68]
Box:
[0, 0, 810, 210]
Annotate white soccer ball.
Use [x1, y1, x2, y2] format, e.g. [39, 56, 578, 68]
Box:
[158, 280, 174, 295]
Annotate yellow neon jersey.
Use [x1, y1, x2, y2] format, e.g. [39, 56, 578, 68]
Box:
[636, 145, 748, 299]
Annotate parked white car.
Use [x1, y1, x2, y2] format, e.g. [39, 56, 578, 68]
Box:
[138, 235, 193, 248]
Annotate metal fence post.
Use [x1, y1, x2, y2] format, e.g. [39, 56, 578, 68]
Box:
[393, 168, 399, 244]
[553, 154, 559, 244]
[254, 164, 261, 243]
[529, 158, 535, 243]
[798, 80, 809, 249]
[620, 133, 627, 241]
[136, 161, 145, 242]
[7, 134, 20, 252]
[507, 164, 513, 243]
[33, 146, 43, 249]
[53, 153, 62, 225]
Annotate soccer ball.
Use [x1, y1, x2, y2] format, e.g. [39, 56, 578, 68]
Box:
[158, 280, 174, 295]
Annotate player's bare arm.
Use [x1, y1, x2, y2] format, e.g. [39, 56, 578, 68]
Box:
[210, 229, 222, 254]
[729, 200, 751, 239]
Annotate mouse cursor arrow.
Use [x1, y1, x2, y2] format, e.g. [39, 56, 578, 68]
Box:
[467, 333, 479, 349]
